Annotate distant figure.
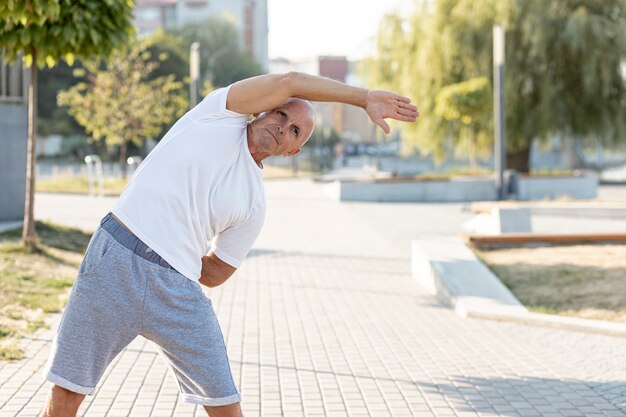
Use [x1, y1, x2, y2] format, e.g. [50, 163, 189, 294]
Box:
[40, 71, 419, 417]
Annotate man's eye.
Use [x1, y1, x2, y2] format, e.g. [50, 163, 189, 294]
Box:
[293, 128, 299, 136]
[279, 111, 286, 118]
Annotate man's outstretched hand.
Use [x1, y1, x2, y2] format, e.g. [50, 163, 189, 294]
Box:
[365, 90, 420, 134]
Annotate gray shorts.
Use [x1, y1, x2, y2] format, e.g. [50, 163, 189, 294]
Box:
[43, 213, 240, 406]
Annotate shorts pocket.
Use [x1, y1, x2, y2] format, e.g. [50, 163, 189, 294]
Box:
[168, 269, 207, 303]
[78, 229, 116, 276]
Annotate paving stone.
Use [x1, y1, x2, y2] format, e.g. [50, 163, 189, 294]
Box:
[0, 181, 625, 417]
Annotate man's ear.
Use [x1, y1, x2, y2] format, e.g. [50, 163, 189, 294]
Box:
[285, 148, 301, 157]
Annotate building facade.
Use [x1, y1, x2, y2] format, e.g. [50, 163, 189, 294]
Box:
[134, 0, 268, 70]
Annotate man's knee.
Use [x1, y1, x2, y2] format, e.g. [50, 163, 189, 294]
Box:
[203, 402, 244, 417]
[41, 385, 85, 417]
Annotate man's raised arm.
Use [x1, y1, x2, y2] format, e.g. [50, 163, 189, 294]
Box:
[226, 72, 419, 133]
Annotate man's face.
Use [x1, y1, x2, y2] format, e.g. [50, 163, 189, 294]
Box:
[249, 98, 315, 157]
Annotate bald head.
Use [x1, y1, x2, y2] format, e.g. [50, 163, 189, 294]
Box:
[284, 98, 315, 115]
[247, 97, 316, 163]
[278, 98, 315, 141]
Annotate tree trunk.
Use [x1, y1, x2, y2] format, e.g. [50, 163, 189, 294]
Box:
[22, 50, 37, 250]
[120, 140, 128, 179]
[506, 141, 532, 173]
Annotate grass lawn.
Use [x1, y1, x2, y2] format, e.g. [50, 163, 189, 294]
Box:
[474, 244, 626, 323]
[36, 176, 129, 196]
[0, 223, 91, 361]
[36, 167, 311, 196]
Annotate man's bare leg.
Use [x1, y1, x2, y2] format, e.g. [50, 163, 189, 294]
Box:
[204, 402, 244, 417]
[40, 385, 85, 417]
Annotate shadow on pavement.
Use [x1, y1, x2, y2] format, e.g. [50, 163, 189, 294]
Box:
[412, 375, 626, 416]
[231, 360, 626, 416]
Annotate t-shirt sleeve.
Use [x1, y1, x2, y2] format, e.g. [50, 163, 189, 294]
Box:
[212, 201, 266, 268]
[185, 84, 249, 123]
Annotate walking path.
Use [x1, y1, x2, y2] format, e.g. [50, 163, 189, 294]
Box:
[1, 180, 625, 417]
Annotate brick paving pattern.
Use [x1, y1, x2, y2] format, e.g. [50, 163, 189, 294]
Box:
[1, 180, 625, 416]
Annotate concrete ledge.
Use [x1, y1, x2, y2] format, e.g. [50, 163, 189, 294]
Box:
[324, 178, 497, 202]
[516, 171, 598, 200]
[412, 236, 626, 337]
[467, 308, 626, 338]
[323, 173, 598, 203]
[466, 232, 626, 246]
[471, 201, 626, 219]
[462, 207, 532, 235]
[411, 237, 527, 315]
[531, 206, 626, 218]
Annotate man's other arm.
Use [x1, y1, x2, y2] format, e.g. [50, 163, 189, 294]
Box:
[226, 72, 419, 133]
[199, 253, 236, 288]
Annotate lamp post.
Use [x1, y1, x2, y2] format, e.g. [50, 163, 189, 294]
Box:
[206, 43, 234, 85]
[84, 154, 104, 197]
[493, 25, 506, 200]
[190, 42, 200, 108]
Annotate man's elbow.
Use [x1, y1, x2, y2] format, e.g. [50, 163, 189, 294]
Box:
[199, 270, 234, 288]
[199, 254, 237, 288]
[280, 71, 303, 94]
[202, 279, 222, 288]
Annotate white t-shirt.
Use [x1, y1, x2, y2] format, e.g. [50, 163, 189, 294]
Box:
[112, 86, 266, 281]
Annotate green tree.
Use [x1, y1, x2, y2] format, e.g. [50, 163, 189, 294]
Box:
[38, 29, 189, 140]
[174, 17, 263, 90]
[0, 0, 134, 249]
[38, 61, 86, 137]
[365, 0, 626, 172]
[138, 30, 190, 141]
[143, 29, 189, 83]
[58, 41, 188, 178]
[434, 77, 492, 171]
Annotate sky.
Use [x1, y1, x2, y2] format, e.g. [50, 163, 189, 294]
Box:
[267, 0, 414, 61]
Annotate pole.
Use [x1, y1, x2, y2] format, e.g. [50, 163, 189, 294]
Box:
[493, 25, 506, 200]
[96, 157, 104, 197]
[85, 156, 95, 196]
[190, 42, 200, 108]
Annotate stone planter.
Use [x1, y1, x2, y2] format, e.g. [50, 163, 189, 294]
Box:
[515, 170, 598, 200]
[323, 177, 497, 202]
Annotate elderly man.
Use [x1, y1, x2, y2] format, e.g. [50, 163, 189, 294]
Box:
[40, 72, 419, 417]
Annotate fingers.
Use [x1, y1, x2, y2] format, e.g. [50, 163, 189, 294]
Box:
[397, 107, 419, 119]
[393, 114, 418, 122]
[398, 101, 419, 113]
[366, 91, 419, 133]
[377, 119, 391, 134]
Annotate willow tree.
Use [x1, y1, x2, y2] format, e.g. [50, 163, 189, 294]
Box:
[364, 0, 626, 172]
[0, 0, 134, 249]
[58, 41, 188, 178]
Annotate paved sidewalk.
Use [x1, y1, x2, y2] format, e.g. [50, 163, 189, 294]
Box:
[2, 180, 626, 416]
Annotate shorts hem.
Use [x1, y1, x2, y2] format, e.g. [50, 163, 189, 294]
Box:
[44, 370, 95, 395]
[182, 392, 241, 406]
